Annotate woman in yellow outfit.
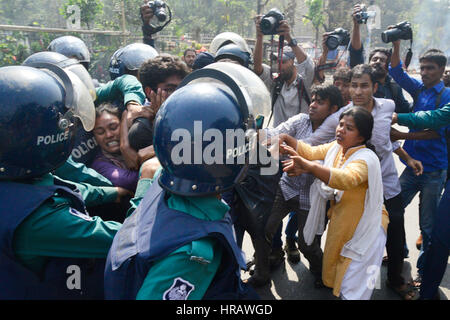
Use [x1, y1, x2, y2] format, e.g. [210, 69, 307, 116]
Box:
[279, 107, 388, 300]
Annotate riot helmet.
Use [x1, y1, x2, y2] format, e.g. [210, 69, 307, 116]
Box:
[23, 51, 97, 104]
[109, 43, 159, 80]
[209, 32, 252, 56]
[153, 62, 271, 196]
[214, 43, 252, 68]
[0, 65, 95, 180]
[48, 36, 90, 70]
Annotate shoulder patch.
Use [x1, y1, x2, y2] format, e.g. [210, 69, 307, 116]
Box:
[69, 207, 93, 221]
[163, 277, 195, 300]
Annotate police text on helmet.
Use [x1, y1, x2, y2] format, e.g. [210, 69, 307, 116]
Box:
[37, 132, 69, 146]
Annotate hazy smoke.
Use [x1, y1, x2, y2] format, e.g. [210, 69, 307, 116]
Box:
[411, 0, 450, 67]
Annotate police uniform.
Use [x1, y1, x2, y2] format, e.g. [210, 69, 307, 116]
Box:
[104, 64, 270, 300]
[104, 171, 250, 300]
[0, 174, 121, 299]
[0, 64, 120, 299]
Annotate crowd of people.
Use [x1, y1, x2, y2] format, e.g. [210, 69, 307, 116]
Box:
[0, 3, 449, 301]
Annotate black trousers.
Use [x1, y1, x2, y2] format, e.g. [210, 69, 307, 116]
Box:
[265, 186, 323, 274]
[385, 193, 407, 286]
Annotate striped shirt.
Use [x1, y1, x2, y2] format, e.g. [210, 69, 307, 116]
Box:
[265, 114, 331, 210]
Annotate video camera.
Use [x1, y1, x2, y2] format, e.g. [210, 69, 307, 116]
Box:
[381, 21, 413, 43]
[148, 0, 168, 22]
[326, 28, 350, 50]
[355, 5, 376, 24]
[260, 8, 285, 35]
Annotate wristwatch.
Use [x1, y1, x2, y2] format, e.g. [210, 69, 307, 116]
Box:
[288, 38, 298, 47]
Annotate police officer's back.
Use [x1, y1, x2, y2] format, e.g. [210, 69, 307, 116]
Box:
[104, 64, 267, 300]
[0, 65, 124, 299]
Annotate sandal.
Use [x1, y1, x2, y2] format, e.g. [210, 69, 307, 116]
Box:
[386, 280, 419, 300]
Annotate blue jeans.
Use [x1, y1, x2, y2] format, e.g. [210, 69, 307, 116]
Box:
[272, 211, 298, 249]
[421, 180, 450, 299]
[399, 167, 447, 276]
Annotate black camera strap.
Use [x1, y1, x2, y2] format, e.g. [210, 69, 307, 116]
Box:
[269, 35, 285, 81]
[404, 39, 413, 69]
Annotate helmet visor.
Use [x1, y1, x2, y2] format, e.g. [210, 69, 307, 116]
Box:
[65, 70, 96, 131]
[65, 63, 96, 101]
[205, 62, 272, 126]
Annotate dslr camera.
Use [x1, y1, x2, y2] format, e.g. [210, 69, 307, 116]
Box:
[148, 0, 167, 22]
[354, 5, 376, 24]
[381, 21, 413, 43]
[326, 28, 350, 50]
[260, 8, 285, 35]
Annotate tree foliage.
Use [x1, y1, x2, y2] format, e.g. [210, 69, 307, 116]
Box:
[0, 0, 447, 77]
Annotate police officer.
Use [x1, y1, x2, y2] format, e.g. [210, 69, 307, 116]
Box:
[0, 65, 128, 299]
[214, 43, 252, 68]
[48, 35, 91, 70]
[209, 31, 252, 57]
[21, 52, 112, 185]
[104, 63, 270, 300]
[109, 42, 159, 81]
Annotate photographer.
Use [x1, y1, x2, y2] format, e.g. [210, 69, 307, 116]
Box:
[389, 36, 450, 291]
[254, 15, 315, 127]
[348, 4, 410, 114]
[140, 1, 171, 48]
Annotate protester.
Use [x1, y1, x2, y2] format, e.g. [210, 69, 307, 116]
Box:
[279, 107, 387, 300]
[261, 84, 345, 288]
[389, 42, 450, 289]
[91, 103, 140, 193]
[127, 54, 190, 151]
[286, 64, 422, 300]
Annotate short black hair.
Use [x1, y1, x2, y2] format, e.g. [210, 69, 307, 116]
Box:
[350, 64, 377, 87]
[419, 49, 447, 68]
[183, 48, 197, 57]
[333, 66, 352, 83]
[139, 54, 190, 92]
[368, 48, 392, 65]
[311, 84, 344, 110]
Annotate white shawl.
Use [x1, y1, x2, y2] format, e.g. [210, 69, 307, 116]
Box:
[303, 142, 384, 262]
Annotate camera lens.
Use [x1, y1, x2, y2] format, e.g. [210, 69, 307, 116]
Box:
[326, 36, 340, 50]
[156, 10, 167, 22]
[382, 28, 401, 43]
[261, 16, 277, 35]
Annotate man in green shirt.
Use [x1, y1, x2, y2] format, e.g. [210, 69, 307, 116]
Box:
[393, 103, 450, 130]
